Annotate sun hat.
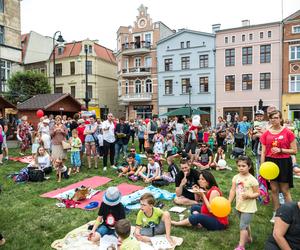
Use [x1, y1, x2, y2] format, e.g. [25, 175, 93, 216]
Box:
[43, 119, 50, 124]
[103, 186, 121, 206]
[78, 119, 85, 124]
[255, 110, 264, 116]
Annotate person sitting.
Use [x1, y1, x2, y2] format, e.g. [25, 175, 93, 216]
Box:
[171, 170, 229, 231]
[115, 219, 141, 250]
[28, 146, 52, 174]
[118, 154, 138, 178]
[174, 158, 200, 206]
[210, 146, 231, 170]
[53, 158, 71, 182]
[265, 201, 300, 250]
[139, 156, 161, 184]
[135, 193, 175, 246]
[88, 187, 125, 243]
[193, 143, 213, 170]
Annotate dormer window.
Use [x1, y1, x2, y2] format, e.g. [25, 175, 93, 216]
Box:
[89, 45, 92, 53]
[58, 47, 64, 55]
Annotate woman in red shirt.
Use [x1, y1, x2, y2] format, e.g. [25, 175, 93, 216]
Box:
[171, 170, 228, 230]
[260, 110, 297, 222]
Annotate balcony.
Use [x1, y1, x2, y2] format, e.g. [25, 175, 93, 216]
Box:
[121, 67, 151, 77]
[121, 41, 151, 55]
[119, 93, 152, 103]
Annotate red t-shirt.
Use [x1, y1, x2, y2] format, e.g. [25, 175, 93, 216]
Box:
[203, 132, 209, 143]
[260, 127, 295, 158]
[201, 186, 229, 226]
[77, 125, 86, 143]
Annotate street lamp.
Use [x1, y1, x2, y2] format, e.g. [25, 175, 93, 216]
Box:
[83, 46, 91, 109]
[52, 31, 65, 93]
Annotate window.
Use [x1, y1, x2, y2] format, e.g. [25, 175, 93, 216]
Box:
[225, 49, 235, 66]
[86, 60, 92, 74]
[70, 86, 76, 97]
[0, 0, 4, 13]
[164, 58, 173, 71]
[199, 77, 209, 92]
[55, 63, 62, 76]
[242, 47, 252, 65]
[290, 45, 300, 60]
[260, 32, 264, 38]
[225, 75, 235, 91]
[225, 37, 228, 43]
[199, 54, 209, 68]
[125, 80, 129, 94]
[242, 34, 245, 41]
[260, 73, 271, 89]
[242, 74, 252, 90]
[87, 85, 93, 99]
[145, 57, 152, 68]
[186, 41, 190, 48]
[0, 25, 4, 44]
[165, 80, 173, 95]
[123, 58, 128, 69]
[135, 57, 141, 67]
[289, 75, 300, 92]
[292, 25, 300, 34]
[0, 60, 11, 92]
[118, 81, 122, 96]
[40, 68, 46, 75]
[88, 45, 92, 53]
[268, 31, 272, 38]
[55, 87, 63, 93]
[135, 80, 142, 93]
[145, 33, 151, 45]
[181, 56, 190, 69]
[70, 62, 75, 75]
[181, 78, 190, 94]
[145, 79, 152, 93]
[249, 34, 253, 40]
[232, 36, 235, 43]
[260, 44, 271, 63]
[57, 47, 64, 55]
[180, 42, 184, 48]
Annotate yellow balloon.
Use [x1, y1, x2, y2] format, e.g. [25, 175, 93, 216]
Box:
[210, 196, 231, 218]
[259, 161, 279, 180]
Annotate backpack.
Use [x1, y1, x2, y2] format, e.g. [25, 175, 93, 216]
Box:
[257, 175, 270, 205]
[28, 168, 45, 182]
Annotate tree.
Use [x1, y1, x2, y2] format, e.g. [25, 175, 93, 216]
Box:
[5, 71, 51, 104]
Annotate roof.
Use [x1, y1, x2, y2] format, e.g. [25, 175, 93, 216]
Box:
[283, 10, 300, 22]
[216, 21, 281, 33]
[0, 96, 17, 109]
[52, 41, 116, 64]
[157, 29, 214, 45]
[17, 93, 82, 111]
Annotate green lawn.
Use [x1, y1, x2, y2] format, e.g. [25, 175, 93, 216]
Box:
[0, 146, 299, 250]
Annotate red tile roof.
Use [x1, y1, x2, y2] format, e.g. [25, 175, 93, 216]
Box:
[94, 43, 116, 64]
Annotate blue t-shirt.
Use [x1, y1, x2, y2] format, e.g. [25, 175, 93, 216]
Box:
[237, 122, 250, 134]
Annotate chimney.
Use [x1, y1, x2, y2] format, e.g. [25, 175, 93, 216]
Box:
[242, 20, 250, 27]
[212, 24, 221, 33]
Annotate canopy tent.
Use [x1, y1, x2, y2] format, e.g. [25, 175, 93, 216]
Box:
[160, 107, 209, 117]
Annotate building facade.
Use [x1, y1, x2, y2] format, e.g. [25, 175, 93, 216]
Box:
[215, 21, 282, 120]
[157, 29, 216, 125]
[48, 39, 122, 119]
[282, 10, 300, 121]
[116, 5, 174, 119]
[0, 0, 22, 92]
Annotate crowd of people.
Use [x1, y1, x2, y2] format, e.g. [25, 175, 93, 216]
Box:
[0, 107, 300, 249]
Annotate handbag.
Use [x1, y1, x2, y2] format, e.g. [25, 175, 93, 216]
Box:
[28, 168, 44, 182]
[62, 140, 71, 150]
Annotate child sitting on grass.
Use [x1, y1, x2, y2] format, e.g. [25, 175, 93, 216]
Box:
[53, 158, 71, 182]
[118, 154, 138, 178]
[139, 156, 161, 184]
[135, 193, 174, 246]
[115, 219, 141, 250]
[69, 129, 82, 174]
[228, 156, 260, 250]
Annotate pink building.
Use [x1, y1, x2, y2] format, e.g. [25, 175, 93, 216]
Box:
[215, 21, 282, 120]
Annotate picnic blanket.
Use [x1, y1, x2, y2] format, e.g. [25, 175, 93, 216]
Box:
[121, 185, 176, 210]
[51, 221, 183, 250]
[9, 155, 33, 164]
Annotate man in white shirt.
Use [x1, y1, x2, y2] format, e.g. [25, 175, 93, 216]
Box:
[102, 113, 116, 171]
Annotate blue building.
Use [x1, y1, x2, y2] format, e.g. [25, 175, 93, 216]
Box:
[157, 29, 216, 125]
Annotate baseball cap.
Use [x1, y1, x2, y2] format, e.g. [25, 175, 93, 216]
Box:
[255, 110, 264, 116]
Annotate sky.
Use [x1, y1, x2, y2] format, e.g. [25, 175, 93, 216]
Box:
[21, 0, 300, 50]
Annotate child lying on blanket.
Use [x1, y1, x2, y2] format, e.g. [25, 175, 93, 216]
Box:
[118, 154, 139, 178]
[115, 219, 141, 250]
[134, 193, 175, 247]
[88, 187, 125, 244]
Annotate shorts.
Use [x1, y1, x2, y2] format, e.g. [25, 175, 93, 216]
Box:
[236, 211, 254, 230]
[96, 224, 116, 237]
[265, 157, 293, 188]
[140, 220, 166, 236]
[70, 151, 81, 167]
[185, 141, 197, 154]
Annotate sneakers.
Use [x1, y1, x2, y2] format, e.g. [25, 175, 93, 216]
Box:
[270, 211, 276, 223]
[103, 167, 107, 172]
[111, 165, 118, 170]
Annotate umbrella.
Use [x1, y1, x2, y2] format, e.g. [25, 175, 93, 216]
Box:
[160, 107, 209, 117]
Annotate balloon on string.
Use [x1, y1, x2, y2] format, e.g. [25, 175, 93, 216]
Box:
[217, 159, 227, 168]
[259, 161, 279, 180]
[36, 109, 44, 118]
[144, 118, 150, 124]
[210, 197, 231, 217]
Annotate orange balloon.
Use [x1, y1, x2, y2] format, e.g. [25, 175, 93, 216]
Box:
[210, 196, 231, 217]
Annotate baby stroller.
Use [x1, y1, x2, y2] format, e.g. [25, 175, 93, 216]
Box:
[230, 133, 245, 159]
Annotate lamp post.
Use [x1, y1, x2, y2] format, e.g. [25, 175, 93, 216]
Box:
[52, 31, 65, 93]
[188, 83, 192, 117]
[83, 46, 91, 109]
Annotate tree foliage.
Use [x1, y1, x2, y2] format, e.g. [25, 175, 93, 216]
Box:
[6, 71, 51, 104]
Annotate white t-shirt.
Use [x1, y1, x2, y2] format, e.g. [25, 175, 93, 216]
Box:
[175, 123, 184, 135]
[102, 120, 116, 143]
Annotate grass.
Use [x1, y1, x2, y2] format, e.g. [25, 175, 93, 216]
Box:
[0, 145, 299, 250]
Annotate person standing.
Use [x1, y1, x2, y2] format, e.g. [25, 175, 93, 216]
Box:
[137, 121, 147, 153]
[84, 116, 99, 169]
[146, 115, 158, 150]
[114, 117, 130, 166]
[237, 116, 251, 147]
[17, 116, 31, 155]
[128, 118, 136, 144]
[216, 116, 226, 148]
[102, 113, 116, 172]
